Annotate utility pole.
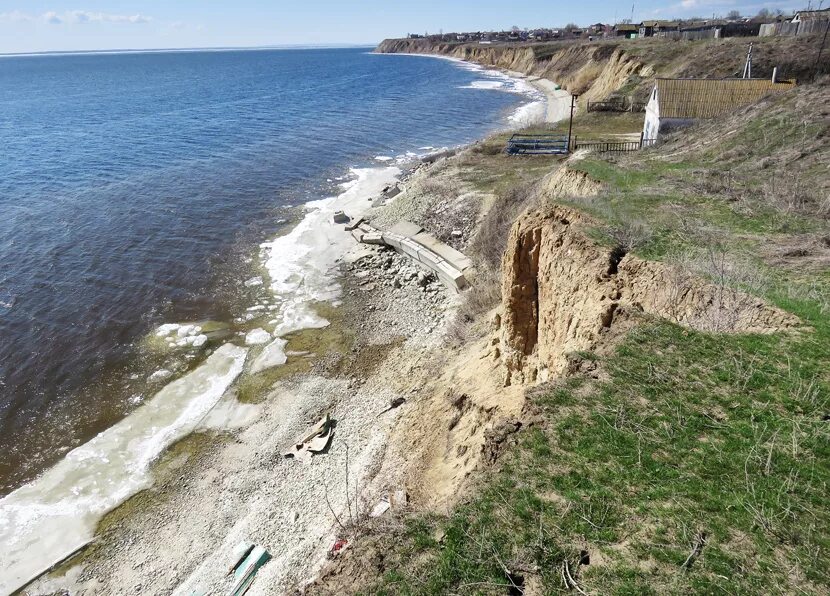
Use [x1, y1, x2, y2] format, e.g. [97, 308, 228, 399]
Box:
[567, 94, 578, 153]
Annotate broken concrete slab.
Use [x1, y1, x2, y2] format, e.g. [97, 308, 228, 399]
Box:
[350, 229, 364, 243]
[384, 184, 403, 199]
[389, 220, 424, 238]
[344, 216, 364, 231]
[332, 211, 350, 224]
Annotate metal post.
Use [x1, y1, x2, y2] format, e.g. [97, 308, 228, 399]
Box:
[567, 94, 578, 153]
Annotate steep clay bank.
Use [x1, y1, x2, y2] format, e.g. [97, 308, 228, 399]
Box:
[376, 36, 822, 103]
[498, 200, 799, 386]
[376, 38, 649, 103]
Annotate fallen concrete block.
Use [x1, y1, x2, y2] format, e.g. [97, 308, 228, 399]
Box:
[415, 247, 444, 269]
[333, 211, 350, 224]
[350, 229, 364, 243]
[434, 261, 468, 292]
[397, 237, 426, 262]
[381, 232, 404, 250]
[361, 232, 386, 245]
[413, 232, 473, 271]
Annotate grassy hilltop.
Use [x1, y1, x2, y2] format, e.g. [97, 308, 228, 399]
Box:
[309, 35, 830, 595]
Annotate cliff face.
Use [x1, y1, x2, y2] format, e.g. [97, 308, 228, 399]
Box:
[498, 197, 798, 386]
[375, 38, 653, 102]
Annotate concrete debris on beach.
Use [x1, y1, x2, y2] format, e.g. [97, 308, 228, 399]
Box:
[337, 213, 473, 293]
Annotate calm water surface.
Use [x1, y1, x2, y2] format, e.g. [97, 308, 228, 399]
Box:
[0, 47, 532, 493]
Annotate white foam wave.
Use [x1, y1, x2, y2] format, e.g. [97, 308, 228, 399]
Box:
[0, 343, 248, 595]
[383, 52, 546, 126]
[461, 80, 506, 90]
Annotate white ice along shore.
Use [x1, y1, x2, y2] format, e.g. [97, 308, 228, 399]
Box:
[0, 344, 248, 596]
[252, 166, 400, 373]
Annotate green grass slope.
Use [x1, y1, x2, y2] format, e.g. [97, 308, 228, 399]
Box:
[339, 83, 830, 595]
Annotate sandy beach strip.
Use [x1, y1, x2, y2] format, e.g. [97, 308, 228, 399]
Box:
[502, 68, 573, 124]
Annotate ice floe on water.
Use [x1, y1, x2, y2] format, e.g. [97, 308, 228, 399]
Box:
[244, 328, 272, 346]
[148, 369, 173, 383]
[251, 337, 288, 374]
[374, 155, 393, 162]
[0, 343, 248, 595]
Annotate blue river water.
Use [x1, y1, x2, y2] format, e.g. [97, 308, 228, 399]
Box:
[0, 46, 536, 493]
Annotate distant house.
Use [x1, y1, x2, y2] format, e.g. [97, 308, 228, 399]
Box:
[792, 8, 830, 24]
[790, 8, 830, 35]
[614, 23, 640, 38]
[679, 19, 725, 39]
[639, 20, 679, 37]
[643, 77, 796, 140]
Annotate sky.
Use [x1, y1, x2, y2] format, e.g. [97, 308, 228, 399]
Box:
[0, 0, 810, 54]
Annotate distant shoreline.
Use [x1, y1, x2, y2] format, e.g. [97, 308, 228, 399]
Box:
[0, 43, 376, 59]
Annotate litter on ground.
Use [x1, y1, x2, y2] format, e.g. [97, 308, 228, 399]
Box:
[282, 414, 334, 464]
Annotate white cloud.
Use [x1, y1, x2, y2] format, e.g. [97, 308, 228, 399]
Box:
[67, 11, 153, 24]
[0, 10, 152, 25]
[43, 11, 63, 24]
[0, 10, 35, 22]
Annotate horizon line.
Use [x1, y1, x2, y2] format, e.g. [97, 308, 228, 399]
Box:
[0, 42, 379, 59]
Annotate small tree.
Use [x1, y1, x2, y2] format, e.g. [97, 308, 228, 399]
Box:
[727, 10, 742, 20]
[756, 8, 772, 19]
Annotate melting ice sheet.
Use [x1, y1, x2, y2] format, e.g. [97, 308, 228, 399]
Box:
[0, 343, 248, 595]
[262, 166, 400, 338]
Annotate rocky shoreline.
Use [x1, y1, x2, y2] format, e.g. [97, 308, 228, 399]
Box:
[25, 153, 467, 596]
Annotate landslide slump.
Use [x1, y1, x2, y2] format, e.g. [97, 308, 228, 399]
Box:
[499, 204, 798, 385]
